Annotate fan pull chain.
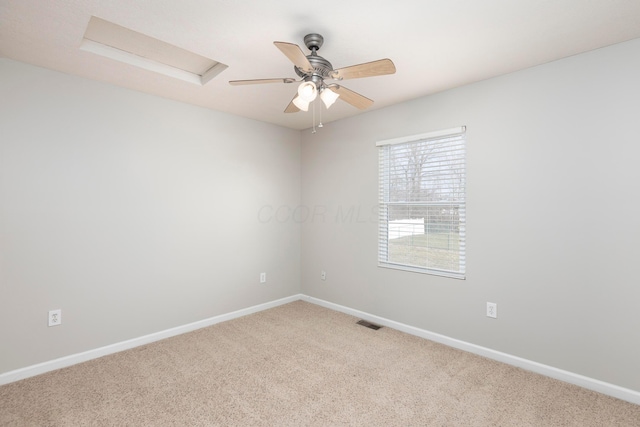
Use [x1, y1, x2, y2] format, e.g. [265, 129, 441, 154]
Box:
[312, 98, 317, 134]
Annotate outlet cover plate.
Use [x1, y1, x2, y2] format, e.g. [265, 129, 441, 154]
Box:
[486, 302, 497, 318]
[48, 309, 62, 326]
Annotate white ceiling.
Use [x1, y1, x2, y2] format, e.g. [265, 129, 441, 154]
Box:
[2, 0, 640, 130]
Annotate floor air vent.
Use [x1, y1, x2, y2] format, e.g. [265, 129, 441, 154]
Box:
[356, 320, 382, 330]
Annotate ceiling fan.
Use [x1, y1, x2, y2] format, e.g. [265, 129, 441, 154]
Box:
[229, 33, 396, 113]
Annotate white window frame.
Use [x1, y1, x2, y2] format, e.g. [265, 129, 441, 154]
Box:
[377, 126, 466, 279]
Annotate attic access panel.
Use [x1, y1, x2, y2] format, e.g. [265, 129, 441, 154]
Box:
[80, 16, 227, 85]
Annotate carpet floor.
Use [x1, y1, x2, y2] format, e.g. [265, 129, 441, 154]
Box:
[1, 300, 639, 426]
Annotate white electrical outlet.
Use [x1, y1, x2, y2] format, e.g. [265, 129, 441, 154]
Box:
[260, 272, 266, 283]
[321, 270, 326, 281]
[486, 302, 497, 319]
[48, 309, 62, 326]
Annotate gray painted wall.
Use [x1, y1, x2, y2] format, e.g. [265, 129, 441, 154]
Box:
[301, 38, 640, 392]
[0, 59, 301, 373]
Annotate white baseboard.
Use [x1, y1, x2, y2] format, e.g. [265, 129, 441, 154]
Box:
[3, 293, 639, 406]
[0, 294, 302, 386]
[301, 295, 640, 406]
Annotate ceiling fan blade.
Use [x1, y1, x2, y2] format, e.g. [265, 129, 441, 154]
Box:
[274, 41, 313, 73]
[229, 78, 296, 86]
[330, 85, 374, 110]
[284, 94, 300, 113]
[332, 59, 396, 80]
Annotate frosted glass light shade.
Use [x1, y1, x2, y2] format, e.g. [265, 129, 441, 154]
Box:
[292, 95, 310, 111]
[320, 88, 340, 108]
[297, 82, 317, 102]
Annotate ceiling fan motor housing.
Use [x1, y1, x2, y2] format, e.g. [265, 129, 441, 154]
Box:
[294, 33, 333, 86]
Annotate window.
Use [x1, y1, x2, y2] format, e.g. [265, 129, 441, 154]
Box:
[377, 127, 466, 279]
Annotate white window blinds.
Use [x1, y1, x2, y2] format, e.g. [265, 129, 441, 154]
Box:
[377, 127, 466, 279]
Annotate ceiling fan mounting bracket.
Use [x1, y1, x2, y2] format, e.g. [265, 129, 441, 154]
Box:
[303, 33, 324, 52]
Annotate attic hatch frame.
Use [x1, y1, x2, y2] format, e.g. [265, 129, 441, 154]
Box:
[80, 16, 228, 86]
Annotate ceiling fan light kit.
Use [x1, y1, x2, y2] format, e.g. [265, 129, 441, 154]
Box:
[229, 33, 396, 131]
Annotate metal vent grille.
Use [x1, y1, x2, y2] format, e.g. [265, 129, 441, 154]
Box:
[356, 320, 382, 330]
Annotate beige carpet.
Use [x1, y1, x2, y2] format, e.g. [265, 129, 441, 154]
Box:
[1, 301, 639, 426]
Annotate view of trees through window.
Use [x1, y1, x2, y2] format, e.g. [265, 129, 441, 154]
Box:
[379, 132, 465, 276]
